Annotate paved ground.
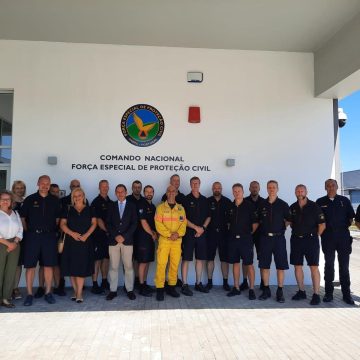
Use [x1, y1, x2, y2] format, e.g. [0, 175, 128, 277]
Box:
[2, 242, 360, 360]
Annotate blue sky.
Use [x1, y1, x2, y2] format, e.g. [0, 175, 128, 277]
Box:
[339, 90, 360, 172]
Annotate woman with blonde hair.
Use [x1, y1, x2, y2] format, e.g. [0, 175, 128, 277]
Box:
[0, 190, 23, 308]
[60, 188, 97, 302]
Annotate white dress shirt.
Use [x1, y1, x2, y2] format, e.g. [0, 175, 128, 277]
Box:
[0, 210, 23, 240]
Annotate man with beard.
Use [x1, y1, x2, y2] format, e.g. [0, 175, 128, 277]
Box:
[316, 179, 355, 305]
[290, 184, 325, 305]
[243, 181, 265, 290]
[206, 182, 232, 291]
[135, 185, 157, 297]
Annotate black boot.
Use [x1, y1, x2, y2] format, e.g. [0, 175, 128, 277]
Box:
[156, 288, 165, 301]
[166, 285, 180, 298]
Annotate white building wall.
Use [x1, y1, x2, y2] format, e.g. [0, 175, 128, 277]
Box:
[0, 40, 334, 286]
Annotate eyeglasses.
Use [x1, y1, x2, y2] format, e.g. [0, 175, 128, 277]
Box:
[0, 198, 11, 202]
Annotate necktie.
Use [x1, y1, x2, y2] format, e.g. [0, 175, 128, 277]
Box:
[120, 202, 124, 218]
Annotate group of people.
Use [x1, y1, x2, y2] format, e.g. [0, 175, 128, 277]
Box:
[0, 173, 358, 309]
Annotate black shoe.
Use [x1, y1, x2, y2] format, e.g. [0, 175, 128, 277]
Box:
[249, 289, 256, 300]
[181, 284, 193, 296]
[223, 283, 231, 291]
[127, 291, 136, 300]
[106, 291, 117, 301]
[176, 278, 183, 287]
[166, 285, 180, 298]
[144, 283, 156, 293]
[259, 287, 271, 301]
[323, 293, 333, 303]
[101, 279, 110, 291]
[139, 284, 152, 297]
[310, 293, 321, 305]
[44, 293, 56, 304]
[240, 280, 249, 291]
[156, 288, 165, 301]
[91, 283, 104, 295]
[205, 282, 213, 291]
[227, 287, 241, 297]
[195, 282, 209, 293]
[23, 295, 33, 306]
[291, 290, 307, 300]
[34, 287, 45, 298]
[343, 295, 355, 305]
[276, 288, 285, 303]
[54, 287, 67, 296]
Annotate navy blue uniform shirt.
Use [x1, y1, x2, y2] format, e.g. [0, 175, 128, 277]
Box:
[126, 194, 144, 206]
[183, 193, 210, 227]
[20, 191, 61, 231]
[137, 198, 156, 237]
[227, 200, 258, 236]
[316, 195, 354, 236]
[258, 197, 291, 234]
[290, 199, 325, 235]
[207, 195, 232, 233]
[91, 194, 111, 221]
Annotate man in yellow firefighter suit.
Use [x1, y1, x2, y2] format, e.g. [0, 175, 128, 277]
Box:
[155, 185, 187, 301]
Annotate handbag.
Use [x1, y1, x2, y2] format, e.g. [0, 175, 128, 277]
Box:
[57, 231, 66, 254]
[58, 205, 71, 254]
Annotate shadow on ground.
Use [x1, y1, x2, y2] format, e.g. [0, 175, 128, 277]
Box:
[1, 285, 358, 314]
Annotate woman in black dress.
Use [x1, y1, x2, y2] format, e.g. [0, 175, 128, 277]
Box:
[60, 188, 97, 302]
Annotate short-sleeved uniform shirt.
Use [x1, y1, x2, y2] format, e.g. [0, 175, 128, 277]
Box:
[207, 195, 232, 261]
[134, 198, 156, 263]
[257, 197, 290, 270]
[227, 199, 258, 264]
[183, 193, 210, 231]
[316, 195, 354, 252]
[137, 198, 156, 238]
[289, 199, 325, 266]
[258, 197, 291, 235]
[316, 195, 354, 238]
[208, 195, 232, 235]
[227, 200, 258, 236]
[290, 199, 325, 236]
[182, 192, 211, 261]
[20, 191, 61, 232]
[91, 194, 112, 259]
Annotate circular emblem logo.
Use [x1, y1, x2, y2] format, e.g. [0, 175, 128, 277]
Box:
[121, 104, 164, 147]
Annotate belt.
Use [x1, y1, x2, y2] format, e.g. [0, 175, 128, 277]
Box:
[266, 232, 282, 237]
[30, 229, 53, 234]
[293, 233, 315, 238]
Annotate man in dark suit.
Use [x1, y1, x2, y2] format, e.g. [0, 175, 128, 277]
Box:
[106, 184, 138, 301]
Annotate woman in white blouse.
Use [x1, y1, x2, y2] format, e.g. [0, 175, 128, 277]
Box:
[0, 190, 23, 308]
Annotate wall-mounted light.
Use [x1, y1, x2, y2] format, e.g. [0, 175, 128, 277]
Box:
[48, 156, 57, 165]
[188, 106, 201, 123]
[187, 72, 203, 83]
[226, 159, 235, 167]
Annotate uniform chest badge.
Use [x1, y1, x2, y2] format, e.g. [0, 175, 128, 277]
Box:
[139, 209, 143, 214]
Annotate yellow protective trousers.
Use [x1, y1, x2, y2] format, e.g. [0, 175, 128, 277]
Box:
[154, 201, 187, 288]
[154, 238, 182, 288]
